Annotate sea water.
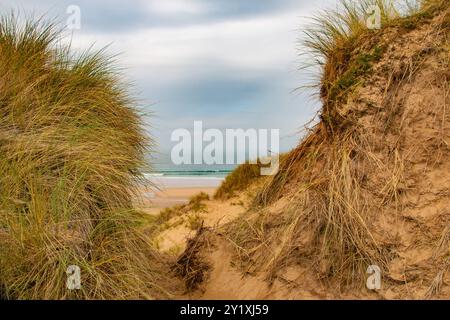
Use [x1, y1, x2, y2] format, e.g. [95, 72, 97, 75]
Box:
[144, 164, 234, 189]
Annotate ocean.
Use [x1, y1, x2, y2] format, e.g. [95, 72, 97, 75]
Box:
[144, 163, 235, 189]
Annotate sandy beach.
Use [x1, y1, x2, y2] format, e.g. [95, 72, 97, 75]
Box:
[138, 176, 225, 214]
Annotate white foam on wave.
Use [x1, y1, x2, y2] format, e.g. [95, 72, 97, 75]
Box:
[145, 175, 225, 188]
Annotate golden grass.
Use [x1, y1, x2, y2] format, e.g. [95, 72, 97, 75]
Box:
[231, 134, 389, 286]
[214, 162, 262, 200]
[0, 15, 180, 299]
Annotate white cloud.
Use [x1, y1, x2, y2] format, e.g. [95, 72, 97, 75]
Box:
[66, 11, 307, 83]
[62, 5, 323, 154]
[146, 0, 209, 15]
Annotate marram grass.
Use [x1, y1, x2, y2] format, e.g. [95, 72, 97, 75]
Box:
[0, 15, 179, 299]
[301, 0, 446, 98]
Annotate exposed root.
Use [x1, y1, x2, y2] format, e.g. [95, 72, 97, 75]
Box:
[174, 227, 212, 292]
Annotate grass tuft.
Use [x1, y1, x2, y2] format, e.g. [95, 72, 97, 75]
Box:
[0, 14, 180, 299]
[214, 162, 266, 200]
[300, 0, 445, 132]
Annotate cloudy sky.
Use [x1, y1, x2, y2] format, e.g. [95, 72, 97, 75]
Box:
[1, 0, 337, 165]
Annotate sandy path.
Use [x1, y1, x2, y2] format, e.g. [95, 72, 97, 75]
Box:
[169, 194, 369, 299]
[187, 233, 371, 299]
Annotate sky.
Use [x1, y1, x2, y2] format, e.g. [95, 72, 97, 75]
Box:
[1, 0, 338, 166]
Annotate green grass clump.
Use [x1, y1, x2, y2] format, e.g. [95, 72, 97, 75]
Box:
[214, 162, 262, 200]
[302, 0, 397, 88]
[187, 214, 203, 231]
[188, 192, 210, 212]
[0, 15, 179, 299]
[329, 46, 384, 102]
[301, 0, 446, 132]
[302, 0, 443, 98]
